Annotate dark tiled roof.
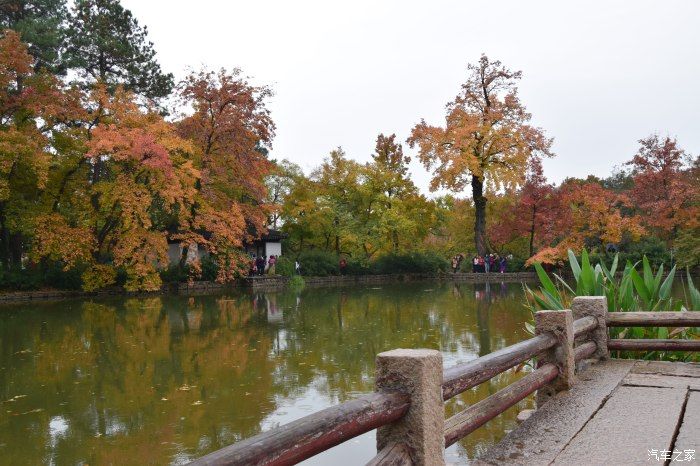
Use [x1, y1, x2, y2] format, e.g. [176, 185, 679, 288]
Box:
[261, 229, 288, 242]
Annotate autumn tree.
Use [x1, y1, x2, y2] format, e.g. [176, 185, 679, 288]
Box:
[425, 196, 475, 256]
[0, 30, 82, 270]
[177, 68, 275, 281]
[363, 133, 433, 255]
[0, 0, 68, 74]
[527, 180, 644, 265]
[65, 0, 173, 99]
[312, 148, 363, 255]
[30, 85, 199, 291]
[408, 55, 552, 256]
[626, 135, 698, 242]
[489, 158, 558, 258]
[280, 170, 330, 253]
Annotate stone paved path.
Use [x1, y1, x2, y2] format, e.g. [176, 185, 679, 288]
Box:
[473, 359, 700, 466]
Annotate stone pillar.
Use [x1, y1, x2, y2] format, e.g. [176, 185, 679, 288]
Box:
[571, 296, 609, 360]
[535, 310, 575, 407]
[375, 349, 445, 466]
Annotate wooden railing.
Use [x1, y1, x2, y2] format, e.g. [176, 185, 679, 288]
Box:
[191, 393, 410, 466]
[607, 310, 700, 352]
[190, 299, 699, 466]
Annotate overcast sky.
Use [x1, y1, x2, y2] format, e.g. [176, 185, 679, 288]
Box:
[122, 0, 700, 196]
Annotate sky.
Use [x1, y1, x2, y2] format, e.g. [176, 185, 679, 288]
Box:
[122, 0, 700, 196]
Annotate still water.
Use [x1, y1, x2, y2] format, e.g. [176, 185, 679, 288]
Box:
[0, 281, 536, 465]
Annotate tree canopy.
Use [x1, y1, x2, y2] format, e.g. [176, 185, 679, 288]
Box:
[65, 0, 173, 99]
[408, 55, 553, 256]
[1, 13, 699, 292]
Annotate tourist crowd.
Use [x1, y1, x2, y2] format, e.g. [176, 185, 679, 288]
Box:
[247, 252, 512, 277]
[249, 254, 278, 276]
[451, 254, 511, 273]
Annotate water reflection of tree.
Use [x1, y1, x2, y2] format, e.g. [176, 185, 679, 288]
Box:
[0, 282, 533, 464]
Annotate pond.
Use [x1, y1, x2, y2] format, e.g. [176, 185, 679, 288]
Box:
[0, 280, 536, 465]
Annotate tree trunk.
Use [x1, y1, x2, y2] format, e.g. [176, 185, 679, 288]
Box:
[9, 233, 22, 268]
[528, 206, 536, 258]
[179, 244, 190, 268]
[0, 207, 10, 270]
[472, 175, 488, 256]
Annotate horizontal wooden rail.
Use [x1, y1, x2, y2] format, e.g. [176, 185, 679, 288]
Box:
[608, 339, 700, 352]
[442, 333, 557, 401]
[189, 392, 410, 466]
[573, 316, 598, 337]
[444, 363, 559, 447]
[574, 341, 597, 362]
[607, 311, 700, 327]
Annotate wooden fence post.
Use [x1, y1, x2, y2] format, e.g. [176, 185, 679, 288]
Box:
[534, 310, 574, 407]
[375, 349, 445, 466]
[571, 296, 609, 360]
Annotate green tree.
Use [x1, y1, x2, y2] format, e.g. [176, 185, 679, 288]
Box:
[312, 148, 363, 255]
[0, 0, 68, 74]
[65, 0, 173, 99]
[362, 133, 433, 255]
[266, 159, 303, 229]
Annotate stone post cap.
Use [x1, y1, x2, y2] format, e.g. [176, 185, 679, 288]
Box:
[377, 348, 442, 359]
[571, 296, 607, 303]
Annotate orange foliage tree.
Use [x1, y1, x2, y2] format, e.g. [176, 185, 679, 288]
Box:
[177, 69, 275, 281]
[0, 30, 83, 270]
[30, 84, 199, 291]
[626, 135, 698, 242]
[488, 158, 558, 257]
[527, 180, 644, 265]
[408, 55, 553, 256]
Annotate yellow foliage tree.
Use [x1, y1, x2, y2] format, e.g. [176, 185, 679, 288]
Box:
[408, 55, 553, 256]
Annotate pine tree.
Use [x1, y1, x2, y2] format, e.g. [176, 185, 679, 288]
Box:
[0, 0, 68, 74]
[65, 0, 173, 99]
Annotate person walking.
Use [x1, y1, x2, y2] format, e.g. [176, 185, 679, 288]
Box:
[451, 255, 459, 274]
[472, 256, 478, 273]
[478, 255, 485, 273]
[499, 255, 507, 273]
[295, 260, 301, 275]
[484, 254, 490, 273]
[339, 257, 348, 275]
[267, 255, 277, 275]
[256, 255, 265, 276]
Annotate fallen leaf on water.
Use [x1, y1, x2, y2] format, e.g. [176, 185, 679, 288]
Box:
[18, 408, 42, 415]
[191, 401, 203, 406]
[161, 397, 168, 401]
[178, 384, 192, 391]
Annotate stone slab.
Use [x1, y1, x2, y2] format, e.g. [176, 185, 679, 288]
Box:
[473, 359, 634, 465]
[675, 391, 700, 462]
[623, 372, 700, 390]
[631, 360, 700, 378]
[552, 386, 687, 465]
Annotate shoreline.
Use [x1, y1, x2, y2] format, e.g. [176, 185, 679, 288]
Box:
[0, 271, 537, 303]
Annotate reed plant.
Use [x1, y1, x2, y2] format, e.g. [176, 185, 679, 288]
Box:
[525, 249, 699, 361]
